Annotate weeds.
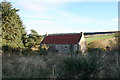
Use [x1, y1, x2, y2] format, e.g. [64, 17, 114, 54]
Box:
[2, 50, 119, 78]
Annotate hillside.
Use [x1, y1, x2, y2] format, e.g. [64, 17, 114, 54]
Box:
[85, 33, 116, 44]
[85, 32, 117, 50]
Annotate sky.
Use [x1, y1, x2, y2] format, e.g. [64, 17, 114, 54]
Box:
[7, 0, 119, 35]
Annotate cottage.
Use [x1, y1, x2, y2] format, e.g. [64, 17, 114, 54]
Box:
[41, 32, 87, 53]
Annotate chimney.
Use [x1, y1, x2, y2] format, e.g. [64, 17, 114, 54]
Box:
[46, 32, 48, 36]
[80, 32, 84, 37]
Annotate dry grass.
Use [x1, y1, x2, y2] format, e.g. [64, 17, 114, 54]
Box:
[87, 37, 117, 51]
[2, 53, 67, 78]
[86, 34, 115, 44]
[2, 49, 119, 78]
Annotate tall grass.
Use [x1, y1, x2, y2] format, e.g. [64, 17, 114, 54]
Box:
[2, 49, 119, 78]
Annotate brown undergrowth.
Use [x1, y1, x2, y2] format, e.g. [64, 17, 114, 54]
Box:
[2, 48, 119, 78]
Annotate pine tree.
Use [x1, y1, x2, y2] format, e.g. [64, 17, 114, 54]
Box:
[1, 1, 26, 49]
[25, 30, 43, 48]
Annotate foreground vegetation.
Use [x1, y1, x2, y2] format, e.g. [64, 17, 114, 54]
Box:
[1, 0, 120, 79]
[2, 48, 119, 79]
[2, 32, 119, 78]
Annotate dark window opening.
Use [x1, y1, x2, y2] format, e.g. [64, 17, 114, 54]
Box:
[65, 46, 67, 48]
[56, 50, 58, 52]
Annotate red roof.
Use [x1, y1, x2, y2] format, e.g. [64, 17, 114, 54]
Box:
[42, 33, 82, 44]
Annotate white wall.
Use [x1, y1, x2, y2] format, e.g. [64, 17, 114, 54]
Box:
[79, 32, 87, 53]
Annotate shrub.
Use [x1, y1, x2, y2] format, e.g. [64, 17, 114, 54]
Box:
[55, 54, 103, 78]
[2, 45, 12, 52]
[87, 40, 105, 49]
[88, 48, 104, 53]
[2, 54, 51, 78]
[37, 44, 49, 55]
[38, 48, 48, 55]
[2, 50, 119, 78]
[22, 48, 34, 55]
[41, 44, 49, 50]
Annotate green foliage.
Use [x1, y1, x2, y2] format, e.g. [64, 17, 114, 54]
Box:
[2, 50, 119, 78]
[1, 1, 44, 53]
[38, 44, 49, 54]
[86, 34, 115, 44]
[38, 48, 48, 54]
[24, 29, 44, 48]
[88, 48, 104, 53]
[41, 44, 49, 50]
[55, 55, 103, 78]
[21, 48, 33, 55]
[21, 33, 29, 47]
[1, 1, 26, 48]
[2, 45, 10, 52]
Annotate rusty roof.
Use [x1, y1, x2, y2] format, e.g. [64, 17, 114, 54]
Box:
[41, 33, 82, 44]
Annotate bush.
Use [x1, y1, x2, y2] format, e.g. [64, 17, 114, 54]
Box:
[87, 40, 105, 49]
[88, 48, 104, 53]
[22, 48, 35, 55]
[38, 48, 48, 55]
[2, 50, 119, 78]
[2, 45, 13, 52]
[55, 54, 103, 78]
[2, 54, 51, 78]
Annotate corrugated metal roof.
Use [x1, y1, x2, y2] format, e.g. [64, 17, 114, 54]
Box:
[42, 33, 82, 44]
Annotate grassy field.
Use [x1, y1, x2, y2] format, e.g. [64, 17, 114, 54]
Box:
[2, 32, 119, 78]
[86, 34, 115, 44]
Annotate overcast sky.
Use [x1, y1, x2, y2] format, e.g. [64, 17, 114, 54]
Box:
[8, 0, 119, 35]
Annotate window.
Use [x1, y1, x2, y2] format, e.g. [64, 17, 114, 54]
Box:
[55, 45, 59, 52]
[56, 50, 58, 52]
[64, 45, 67, 53]
[65, 46, 67, 49]
[74, 45, 78, 52]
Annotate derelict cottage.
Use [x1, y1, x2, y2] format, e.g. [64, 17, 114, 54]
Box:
[41, 32, 87, 53]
